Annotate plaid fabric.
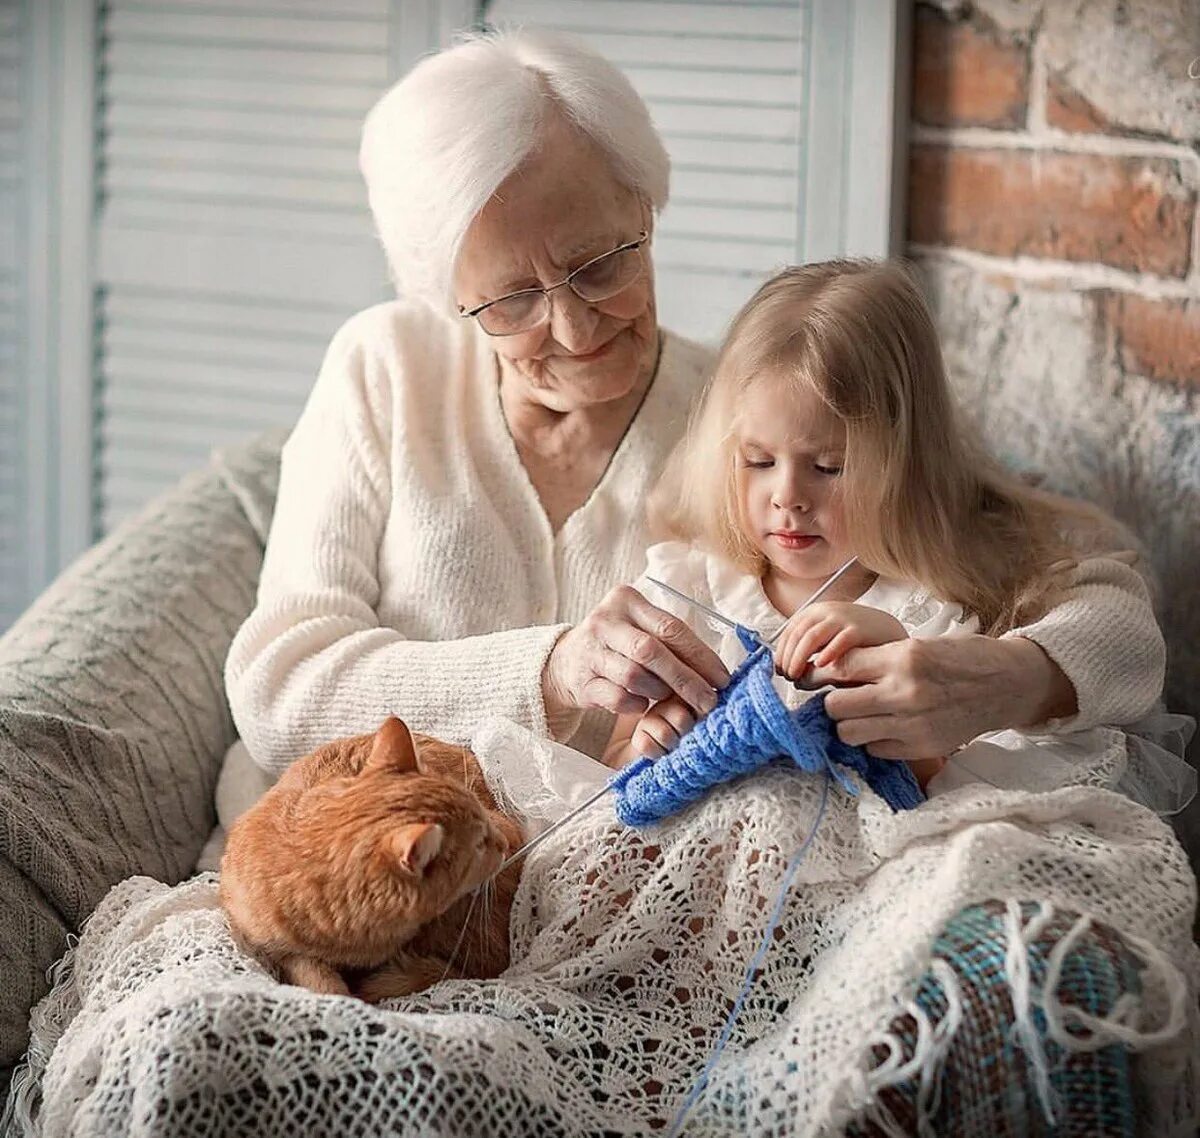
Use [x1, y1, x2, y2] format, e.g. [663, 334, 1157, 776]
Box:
[846, 900, 1137, 1137]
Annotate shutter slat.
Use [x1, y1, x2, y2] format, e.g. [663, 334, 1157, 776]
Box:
[105, 158, 363, 209]
[106, 286, 345, 336]
[565, 30, 799, 71]
[105, 355, 327, 401]
[106, 71, 381, 115]
[104, 39, 390, 86]
[107, 9, 387, 51]
[105, 195, 371, 239]
[489, 2, 801, 38]
[106, 130, 359, 175]
[107, 100, 360, 143]
[109, 0, 384, 16]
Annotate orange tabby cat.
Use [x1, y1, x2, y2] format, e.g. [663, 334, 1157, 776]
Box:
[220, 716, 524, 1002]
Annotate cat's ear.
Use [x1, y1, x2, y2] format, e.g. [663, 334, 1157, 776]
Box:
[369, 716, 419, 774]
[390, 822, 443, 876]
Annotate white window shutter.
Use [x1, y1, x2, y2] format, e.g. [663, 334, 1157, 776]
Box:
[92, 1, 409, 532]
[483, 0, 905, 343]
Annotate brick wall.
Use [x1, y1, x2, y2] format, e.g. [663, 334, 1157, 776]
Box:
[904, 0, 1200, 734]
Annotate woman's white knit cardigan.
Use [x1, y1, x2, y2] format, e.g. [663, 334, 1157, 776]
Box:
[225, 300, 1166, 772]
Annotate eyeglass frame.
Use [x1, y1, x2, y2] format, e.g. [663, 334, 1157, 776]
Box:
[457, 230, 650, 336]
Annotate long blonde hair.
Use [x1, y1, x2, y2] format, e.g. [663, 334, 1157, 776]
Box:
[652, 259, 1078, 635]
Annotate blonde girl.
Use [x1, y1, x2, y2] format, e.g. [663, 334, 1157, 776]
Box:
[603, 260, 1193, 813]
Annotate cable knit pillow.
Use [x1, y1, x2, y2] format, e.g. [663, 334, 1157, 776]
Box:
[0, 433, 282, 1085]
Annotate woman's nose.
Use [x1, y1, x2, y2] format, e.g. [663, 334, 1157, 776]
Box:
[547, 286, 601, 352]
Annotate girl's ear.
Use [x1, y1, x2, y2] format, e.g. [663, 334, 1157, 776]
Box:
[390, 823, 444, 876]
[368, 716, 419, 774]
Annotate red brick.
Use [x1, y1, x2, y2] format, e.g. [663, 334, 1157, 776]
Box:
[912, 6, 1029, 129]
[1100, 293, 1200, 388]
[1046, 73, 1113, 135]
[907, 146, 1194, 277]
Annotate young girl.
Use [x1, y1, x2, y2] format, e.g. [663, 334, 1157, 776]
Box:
[603, 260, 1194, 812]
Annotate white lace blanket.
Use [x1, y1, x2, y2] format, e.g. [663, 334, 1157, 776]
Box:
[9, 721, 1199, 1137]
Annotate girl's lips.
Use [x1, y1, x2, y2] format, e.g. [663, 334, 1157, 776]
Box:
[771, 532, 820, 550]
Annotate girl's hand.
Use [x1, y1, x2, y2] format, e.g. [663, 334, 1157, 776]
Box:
[774, 602, 908, 683]
[630, 695, 697, 759]
[543, 586, 729, 720]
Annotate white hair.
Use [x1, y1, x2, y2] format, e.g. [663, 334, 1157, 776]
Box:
[358, 27, 671, 309]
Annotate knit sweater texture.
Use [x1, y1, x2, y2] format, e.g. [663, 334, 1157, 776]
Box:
[226, 301, 1166, 770]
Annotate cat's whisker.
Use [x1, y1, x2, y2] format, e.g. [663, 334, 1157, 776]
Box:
[441, 885, 480, 985]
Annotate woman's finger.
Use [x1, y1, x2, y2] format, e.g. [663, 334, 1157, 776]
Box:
[626, 591, 730, 690]
[580, 675, 650, 717]
[602, 614, 721, 715]
[865, 739, 920, 761]
[834, 713, 904, 749]
[591, 641, 676, 704]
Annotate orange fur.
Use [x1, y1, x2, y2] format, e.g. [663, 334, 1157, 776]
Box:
[220, 716, 524, 1003]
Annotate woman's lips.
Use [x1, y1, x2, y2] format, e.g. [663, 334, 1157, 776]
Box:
[771, 532, 820, 550]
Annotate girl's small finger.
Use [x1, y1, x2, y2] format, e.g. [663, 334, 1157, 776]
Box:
[816, 627, 858, 667]
[633, 729, 666, 758]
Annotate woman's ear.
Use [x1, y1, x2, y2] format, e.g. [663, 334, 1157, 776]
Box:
[390, 823, 444, 876]
[368, 716, 419, 773]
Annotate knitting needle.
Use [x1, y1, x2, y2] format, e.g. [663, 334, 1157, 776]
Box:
[765, 557, 860, 644]
[496, 782, 614, 873]
[644, 576, 745, 635]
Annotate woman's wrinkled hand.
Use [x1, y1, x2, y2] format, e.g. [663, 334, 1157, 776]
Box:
[816, 633, 1077, 760]
[543, 586, 729, 719]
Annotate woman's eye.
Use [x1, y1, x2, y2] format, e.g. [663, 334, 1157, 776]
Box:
[741, 457, 773, 469]
[815, 463, 842, 476]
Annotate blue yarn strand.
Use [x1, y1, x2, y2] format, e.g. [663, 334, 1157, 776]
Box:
[666, 769, 833, 1138]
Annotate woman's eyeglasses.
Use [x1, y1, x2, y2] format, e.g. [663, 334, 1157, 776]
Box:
[459, 231, 648, 337]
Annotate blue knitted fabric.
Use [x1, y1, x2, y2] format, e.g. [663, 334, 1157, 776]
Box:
[611, 635, 923, 827]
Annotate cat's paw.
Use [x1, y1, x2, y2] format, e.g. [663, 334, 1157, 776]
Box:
[278, 955, 352, 997]
[355, 955, 452, 1003]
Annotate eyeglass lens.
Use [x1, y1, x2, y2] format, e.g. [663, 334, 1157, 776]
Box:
[476, 245, 643, 336]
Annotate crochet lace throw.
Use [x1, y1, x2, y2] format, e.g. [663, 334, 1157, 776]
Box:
[9, 721, 1199, 1137]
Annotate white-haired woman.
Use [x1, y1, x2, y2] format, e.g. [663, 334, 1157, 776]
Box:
[225, 29, 1164, 778]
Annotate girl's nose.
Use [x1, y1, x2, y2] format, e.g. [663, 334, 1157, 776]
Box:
[771, 477, 810, 513]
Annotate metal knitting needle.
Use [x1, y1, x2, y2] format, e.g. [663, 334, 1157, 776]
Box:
[645, 576, 745, 635]
[765, 557, 860, 644]
[497, 782, 614, 873]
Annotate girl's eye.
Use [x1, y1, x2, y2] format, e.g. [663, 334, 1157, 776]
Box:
[741, 457, 773, 469]
[815, 463, 842, 476]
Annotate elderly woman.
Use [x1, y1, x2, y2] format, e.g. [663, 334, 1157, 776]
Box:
[226, 29, 1164, 779]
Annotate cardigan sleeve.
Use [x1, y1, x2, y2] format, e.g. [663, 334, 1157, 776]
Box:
[1004, 555, 1166, 731]
[224, 311, 570, 776]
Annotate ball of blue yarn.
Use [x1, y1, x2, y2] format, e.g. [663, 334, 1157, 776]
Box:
[610, 644, 922, 827]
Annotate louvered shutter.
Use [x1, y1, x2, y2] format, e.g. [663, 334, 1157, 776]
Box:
[0, 0, 25, 626]
[93, 0, 435, 532]
[482, 0, 903, 343]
